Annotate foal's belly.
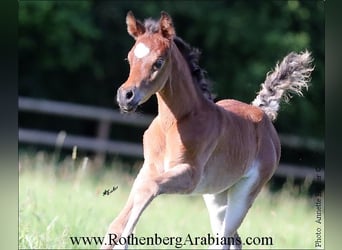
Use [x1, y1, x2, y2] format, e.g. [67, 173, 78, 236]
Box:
[191, 155, 248, 195]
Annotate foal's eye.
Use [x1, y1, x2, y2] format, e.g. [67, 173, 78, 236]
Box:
[152, 58, 164, 71]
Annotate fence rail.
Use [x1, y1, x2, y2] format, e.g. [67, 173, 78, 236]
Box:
[19, 96, 154, 127]
[19, 128, 143, 157]
[18, 96, 324, 181]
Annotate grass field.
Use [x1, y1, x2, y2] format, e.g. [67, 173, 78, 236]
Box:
[19, 151, 323, 249]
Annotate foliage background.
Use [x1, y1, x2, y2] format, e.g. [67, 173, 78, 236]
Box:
[19, 1, 324, 166]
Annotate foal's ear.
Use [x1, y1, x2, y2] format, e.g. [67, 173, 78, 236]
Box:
[126, 11, 145, 39]
[159, 11, 175, 40]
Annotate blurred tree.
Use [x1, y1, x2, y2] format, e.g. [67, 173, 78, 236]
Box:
[19, 0, 324, 145]
[19, 1, 102, 104]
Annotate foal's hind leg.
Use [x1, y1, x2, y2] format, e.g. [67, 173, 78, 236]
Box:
[203, 191, 229, 250]
[203, 191, 227, 235]
[203, 191, 242, 250]
[220, 164, 270, 250]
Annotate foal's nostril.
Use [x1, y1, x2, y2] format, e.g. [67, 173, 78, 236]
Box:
[125, 90, 134, 101]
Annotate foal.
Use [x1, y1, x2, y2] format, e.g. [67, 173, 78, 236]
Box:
[102, 11, 313, 250]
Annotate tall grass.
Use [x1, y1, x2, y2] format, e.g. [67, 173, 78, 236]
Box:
[19, 151, 323, 249]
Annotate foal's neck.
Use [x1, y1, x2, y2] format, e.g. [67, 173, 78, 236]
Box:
[156, 44, 207, 129]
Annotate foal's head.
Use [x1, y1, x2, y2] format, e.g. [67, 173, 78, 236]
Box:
[117, 11, 175, 113]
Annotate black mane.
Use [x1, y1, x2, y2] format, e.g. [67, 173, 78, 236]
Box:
[144, 18, 213, 101]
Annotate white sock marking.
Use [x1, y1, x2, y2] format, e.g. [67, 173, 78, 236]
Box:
[134, 43, 150, 58]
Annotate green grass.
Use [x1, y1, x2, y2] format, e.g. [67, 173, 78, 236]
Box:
[19, 151, 323, 249]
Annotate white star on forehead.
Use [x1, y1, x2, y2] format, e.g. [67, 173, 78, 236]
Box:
[134, 43, 150, 58]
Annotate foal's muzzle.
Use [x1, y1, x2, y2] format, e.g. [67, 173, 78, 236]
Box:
[117, 86, 140, 113]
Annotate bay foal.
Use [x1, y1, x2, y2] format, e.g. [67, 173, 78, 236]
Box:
[102, 11, 313, 250]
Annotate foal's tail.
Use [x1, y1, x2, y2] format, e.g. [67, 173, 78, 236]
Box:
[252, 51, 314, 121]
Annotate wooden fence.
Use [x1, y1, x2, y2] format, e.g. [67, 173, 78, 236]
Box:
[18, 96, 324, 181]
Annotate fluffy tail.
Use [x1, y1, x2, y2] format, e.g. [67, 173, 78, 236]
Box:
[252, 51, 314, 121]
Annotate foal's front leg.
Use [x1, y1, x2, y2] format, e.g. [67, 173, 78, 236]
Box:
[101, 163, 199, 250]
